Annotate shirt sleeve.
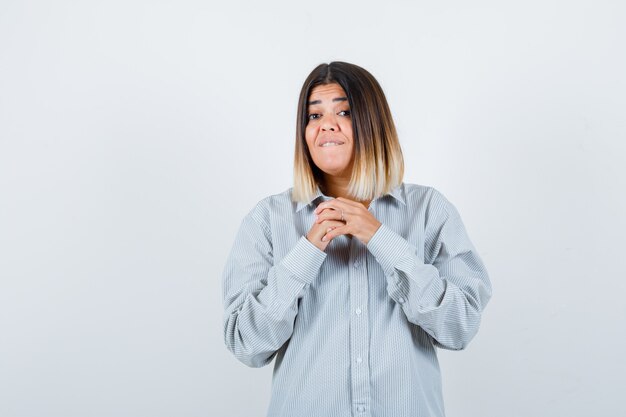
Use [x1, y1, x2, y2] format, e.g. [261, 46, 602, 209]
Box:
[222, 208, 326, 367]
[366, 190, 492, 350]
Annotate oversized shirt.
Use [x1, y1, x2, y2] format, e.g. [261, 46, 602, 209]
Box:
[222, 183, 492, 417]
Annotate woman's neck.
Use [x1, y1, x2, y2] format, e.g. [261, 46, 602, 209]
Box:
[321, 175, 350, 199]
[321, 176, 371, 208]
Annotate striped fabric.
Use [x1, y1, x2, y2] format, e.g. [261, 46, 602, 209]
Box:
[222, 183, 492, 417]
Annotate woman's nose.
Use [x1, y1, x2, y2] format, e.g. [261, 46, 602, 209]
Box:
[321, 116, 338, 131]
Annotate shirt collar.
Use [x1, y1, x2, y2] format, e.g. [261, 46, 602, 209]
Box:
[295, 188, 326, 212]
[387, 184, 406, 206]
[295, 183, 405, 212]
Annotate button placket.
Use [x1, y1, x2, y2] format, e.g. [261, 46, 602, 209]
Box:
[348, 239, 371, 414]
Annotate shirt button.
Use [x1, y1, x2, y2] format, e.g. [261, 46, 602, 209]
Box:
[355, 308, 362, 315]
[353, 261, 361, 268]
[398, 297, 406, 304]
[356, 356, 362, 363]
[357, 405, 365, 412]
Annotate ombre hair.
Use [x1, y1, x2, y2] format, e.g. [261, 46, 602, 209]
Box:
[293, 61, 404, 203]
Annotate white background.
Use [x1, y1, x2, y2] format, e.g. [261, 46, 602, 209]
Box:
[1, 1, 625, 416]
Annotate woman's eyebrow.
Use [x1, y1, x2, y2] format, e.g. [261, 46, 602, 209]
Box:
[307, 97, 348, 105]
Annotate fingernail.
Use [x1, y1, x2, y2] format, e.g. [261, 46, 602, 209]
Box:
[322, 236, 327, 242]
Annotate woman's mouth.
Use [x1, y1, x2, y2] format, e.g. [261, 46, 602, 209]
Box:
[321, 141, 344, 147]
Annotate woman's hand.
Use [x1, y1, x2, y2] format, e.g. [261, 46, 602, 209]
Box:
[314, 197, 382, 245]
[306, 218, 346, 252]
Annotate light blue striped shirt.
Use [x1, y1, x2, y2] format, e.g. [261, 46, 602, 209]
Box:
[222, 183, 492, 417]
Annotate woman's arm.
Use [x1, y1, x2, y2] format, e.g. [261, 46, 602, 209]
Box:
[222, 209, 326, 367]
[367, 190, 492, 350]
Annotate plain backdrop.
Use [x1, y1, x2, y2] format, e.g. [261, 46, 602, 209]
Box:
[1, 1, 625, 416]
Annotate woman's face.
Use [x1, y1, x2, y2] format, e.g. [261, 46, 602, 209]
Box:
[305, 83, 354, 180]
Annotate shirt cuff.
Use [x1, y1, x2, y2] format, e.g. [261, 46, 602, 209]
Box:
[281, 235, 327, 285]
[366, 223, 413, 275]
[367, 223, 444, 308]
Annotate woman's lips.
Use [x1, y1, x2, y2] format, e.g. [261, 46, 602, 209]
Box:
[318, 136, 345, 147]
[320, 141, 344, 147]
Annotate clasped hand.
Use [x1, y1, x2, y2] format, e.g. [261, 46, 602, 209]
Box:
[306, 197, 382, 252]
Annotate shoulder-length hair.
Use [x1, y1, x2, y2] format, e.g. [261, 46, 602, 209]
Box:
[292, 61, 404, 203]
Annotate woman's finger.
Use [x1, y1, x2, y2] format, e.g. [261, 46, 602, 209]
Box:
[315, 199, 351, 214]
[322, 224, 351, 242]
[315, 209, 343, 224]
[335, 197, 366, 208]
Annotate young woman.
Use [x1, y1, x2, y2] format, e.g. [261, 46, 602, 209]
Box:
[222, 61, 492, 417]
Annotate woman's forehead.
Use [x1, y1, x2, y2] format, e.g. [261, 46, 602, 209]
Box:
[308, 83, 348, 105]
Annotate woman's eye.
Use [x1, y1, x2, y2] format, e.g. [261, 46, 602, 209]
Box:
[308, 113, 321, 120]
[338, 110, 351, 117]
